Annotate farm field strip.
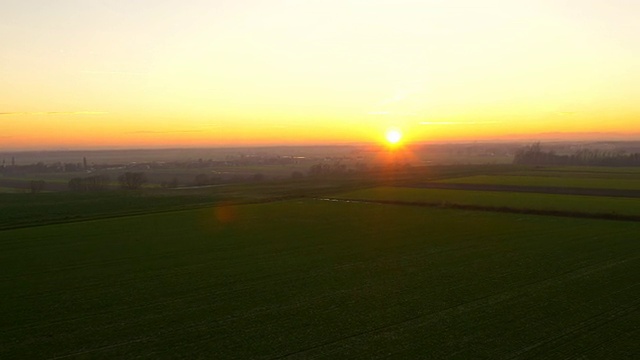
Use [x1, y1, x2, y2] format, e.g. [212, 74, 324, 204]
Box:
[282, 260, 639, 359]
[535, 166, 640, 174]
[335, 186, 640, 218]
[485, 166, 640, 178]
[27, 250, 636, 359]
[0, 192, 223, 230]
[435, 174, 640, 191]
[2, 216, 539, 331]
[1, 200, 639, 358]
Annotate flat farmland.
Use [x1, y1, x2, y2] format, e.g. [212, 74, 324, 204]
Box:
[1, 200, 638, 358]
[436, 174, 640, 191]
[0, 192, 220, 230]
[337, 186, 640, 218]
[0, 186, 20, 193]
[531, 166, 640, 175]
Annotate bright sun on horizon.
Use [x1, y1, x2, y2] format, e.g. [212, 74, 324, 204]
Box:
[385, 129, 403, 145]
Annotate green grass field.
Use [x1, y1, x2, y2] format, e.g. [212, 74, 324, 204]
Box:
[0, 186, 20, 193]
[436, 174, 640, 190]
[536, 166, 640, 175]
[0, 192, 222, 230]
[0, 177, 371, 231]
[337, 186, 640, 217]
[1, 199, 638, 358]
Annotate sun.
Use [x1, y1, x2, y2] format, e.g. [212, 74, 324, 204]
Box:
[385, 128, 403, 145]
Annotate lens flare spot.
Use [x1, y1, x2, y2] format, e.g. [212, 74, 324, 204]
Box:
[215, 203, 237, 224]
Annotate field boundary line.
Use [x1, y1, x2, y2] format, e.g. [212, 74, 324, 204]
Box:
[317, 198, 640, 222]
[405, 182, 640, 198]
[47, 337, 148, 359]
[0, 195, 299, 232]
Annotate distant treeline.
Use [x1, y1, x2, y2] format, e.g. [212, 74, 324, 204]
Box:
[68, 172, 148, 192]
[68, 175, 110, 192]
[0, 155, 304, 176]
[514, 143, 640, 166]
[308, 162, 411, 176]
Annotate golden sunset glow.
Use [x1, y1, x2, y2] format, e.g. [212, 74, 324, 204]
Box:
[386, 129, 403, 145]
[2, 1, 640, 149]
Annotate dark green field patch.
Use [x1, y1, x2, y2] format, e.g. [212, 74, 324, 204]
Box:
[0, 192, 222, 230]
[1, 200, 638, 358]
[436, 174, 640, 191]
[337, 186, 640, 218]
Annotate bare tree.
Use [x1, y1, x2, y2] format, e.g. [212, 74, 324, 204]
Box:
[194, 174, 209, 186]
[118, 172, 147, 190]
[29, 180, 45, 193]
[69, 175, 110, 192]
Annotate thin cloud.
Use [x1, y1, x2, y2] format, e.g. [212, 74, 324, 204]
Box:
[420, 121, 501, 125]
[376, 80, 427, 107]
[368, 111, 420, 117]
[379, 91, 410, 106]
[0, 111, 107, 116]
[81, 70, 147, 76]
[126, 130, 204, 134]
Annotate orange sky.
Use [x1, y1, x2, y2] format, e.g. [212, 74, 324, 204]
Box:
[2, 0, 639, 150]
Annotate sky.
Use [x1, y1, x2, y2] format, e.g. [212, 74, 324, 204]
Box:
[2, 0, 639, 149]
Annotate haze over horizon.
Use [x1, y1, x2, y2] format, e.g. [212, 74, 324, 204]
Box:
[3, 0, 639, 150]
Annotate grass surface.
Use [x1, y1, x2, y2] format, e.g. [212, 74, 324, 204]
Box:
[0, 177, 367, 230]
[337, 186, 640, 217]
[0, 186, 20, 193]
[541, 166, 640, 174]
[0, 192, 221, 230]
[1, 200, 638, 358]
[436, 174, 640, 190]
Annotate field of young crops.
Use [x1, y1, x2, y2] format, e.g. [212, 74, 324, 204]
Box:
[436, 174, 640, 191]
[0, 192, 222, 230]
[0, 177, 370, 231]
[337, 186, 640, 218]
[1, 199, 638, 358]
[532, 166, 640, 175]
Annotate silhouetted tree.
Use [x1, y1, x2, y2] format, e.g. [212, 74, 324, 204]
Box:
[68, 177, 84, 192]
[309, 164, 323, 176]
[161, 177, 179, 189]
[68, 175, 110, 192]
[308, 162, 348, 176]
[194, 173, 209, 186]
[29, 180, 45, 193]
[514, 142, 640, 167]
[118, 172, 147, 190]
